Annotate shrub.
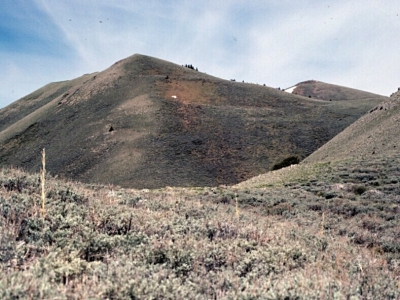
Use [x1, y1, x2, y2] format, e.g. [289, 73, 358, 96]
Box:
[272, 156, 300, 170]
[354, 185, 367, 195]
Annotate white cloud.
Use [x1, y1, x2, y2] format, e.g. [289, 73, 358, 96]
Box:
[239, 1, 400, 94]
[1, 0, 400, 108]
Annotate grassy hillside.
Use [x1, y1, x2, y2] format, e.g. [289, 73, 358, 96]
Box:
[0, 54, 386, 188]
[305, 90, 400, 163]
[1, 159, 399, 298]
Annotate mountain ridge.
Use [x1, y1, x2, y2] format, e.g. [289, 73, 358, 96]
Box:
[0, 54, 388, 188]
[284, 79, 386, 101]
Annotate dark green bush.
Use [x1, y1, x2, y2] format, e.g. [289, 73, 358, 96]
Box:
[354, 185, 367, 195]
[272, 156, 300, 170]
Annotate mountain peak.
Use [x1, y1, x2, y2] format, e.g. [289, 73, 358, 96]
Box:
[0, 54, 387, 188]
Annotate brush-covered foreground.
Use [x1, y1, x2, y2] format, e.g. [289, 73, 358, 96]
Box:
[1, 158, 399, 299]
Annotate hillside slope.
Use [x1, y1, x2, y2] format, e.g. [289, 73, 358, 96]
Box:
[285, 80, 388, 102]
[238, 88, 400, 192]
[0, 54, 386, 188]
[305, 90, 400, 163]
[0, 74, 99, 133]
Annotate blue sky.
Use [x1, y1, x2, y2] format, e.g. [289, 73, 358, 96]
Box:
[1, 0, 400, 108]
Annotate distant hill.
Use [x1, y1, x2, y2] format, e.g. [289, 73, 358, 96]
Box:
[284, 80, 387, 101]
[0, 54, 387, 188]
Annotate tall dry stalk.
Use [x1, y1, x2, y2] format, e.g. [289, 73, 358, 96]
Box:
[320, 212, 325, 236]
[41, 148, 46, 217]
[235, 193, 239, 220]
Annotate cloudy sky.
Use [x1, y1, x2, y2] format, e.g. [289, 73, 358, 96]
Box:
[1, 0, 400, 108]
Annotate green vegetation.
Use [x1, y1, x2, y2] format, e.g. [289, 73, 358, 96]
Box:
[1, 157, 399, 298]
[184, 64, 198, 71]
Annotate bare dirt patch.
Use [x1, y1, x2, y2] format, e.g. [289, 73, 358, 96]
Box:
[163, 79, 224, 105]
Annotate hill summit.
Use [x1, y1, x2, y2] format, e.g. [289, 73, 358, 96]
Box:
[0, 54, 387, 188]
[284, 80, 384, 101]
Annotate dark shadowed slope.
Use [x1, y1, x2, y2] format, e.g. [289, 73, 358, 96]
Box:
[0, 54, 386, 188]
[285, 80, 388, 102]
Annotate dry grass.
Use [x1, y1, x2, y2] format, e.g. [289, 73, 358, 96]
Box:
[41, 148, 46, 218]
[0, 163, 399, 299]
